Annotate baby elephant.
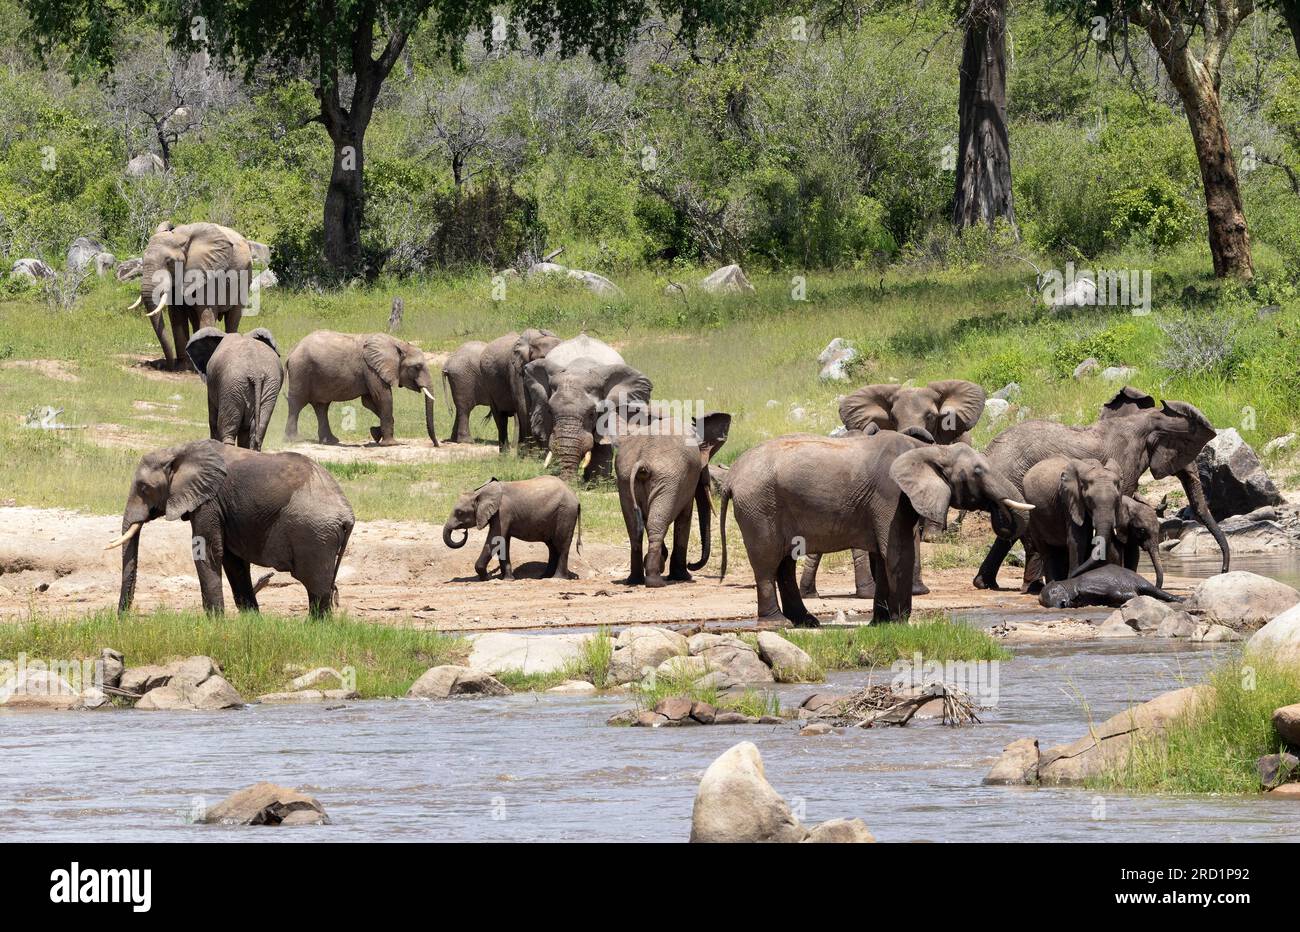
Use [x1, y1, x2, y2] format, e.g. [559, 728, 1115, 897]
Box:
[443, 477, 581, 580]
[1117, 495, 1165, 590]
[1022, 456, 1122, 587]
[1039, 565, 1179, 609]
[186, 327, 283, 450]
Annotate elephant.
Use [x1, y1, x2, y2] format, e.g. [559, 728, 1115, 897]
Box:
[973, 387, 1229, 590]
[1021, 457, 1123, 587]
[185, 327, 283, 451]
[284, 330, 438, 446]
[613, 411, 731, 587]
[442, 476, 581, 580]
[524, 334, 651, 480]
[106, 439, 354, 616]
[1038, 565, 1179, 609]
[719, 431, 1034, 625]
[129, 221, 253, 370]
[442, 329, 560, 449]
[839, 379, 986, 443]
[1117, 495, 1164, 590]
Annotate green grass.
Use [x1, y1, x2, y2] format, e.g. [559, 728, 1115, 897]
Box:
[493, 627, 615, 692]
[783, 614, 1012, 672]
[1091, 657, 1300, 795]
[0, 608, 467, 699]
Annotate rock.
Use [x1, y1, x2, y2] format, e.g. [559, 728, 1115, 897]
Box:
[1096, 611, 1139, 638]
[699, 264, 755, 296]
[712, 711, 755, 725]
[408, 665, 510, 699]
[1050, 276, 1097, 310]
[1194, 428, 1283, 520]
[526, 261, 568, 278]
[1100, 365, 1138, 381]
[1257, 752, 1300, 788]
[694, 669, 744, 693]
[1187, 572, 1300, 628]
[1263, 434, 1296, 456]
[546, 680, 597, 695]
[125, 152, 165, 177]
[817, 338, 858, 381]
[566, 269, 623, 296]
[1119, 595, 1174, 630]
[1169, 516, 1296, 555]
[99, 649, 124, 689]
[755, 631, 817, 682]
[11, 258, 54, 280]
[656, 654, 708, 679]
[609, 626, 689, 684]
[115, 258, 143, 281]
[689, 742, 807, 843]
[1269, 783, 1300, 797]
[1273, 704, 1300, 748]
[693, 634, 775, 684]
[991, 382, 1021, 401]
[1155, 611, 1198, 638]
[1037, 686, 1207, 784]
[256, 689, 358, 704]
[251, 268, 277, 291]
[172, 655, 219, 683]
[135, 674, 244, 710]
[0, 669, 104, 710]
[466, 631, 591, 676]
[120, 664, 175, 695]
[690, 701, 716, 724]
[201, 782, 329, 826]
[1072, 358, 1099, 380]
[1247, 603, 1300, 665]
[802, 818, 875, 843]
[800, 693, 841, 713]
[799, 722, 833, 737]
[984, 398, 1011, 422]
[247, 241, 271, 265]
[289, 667, 346, 691]
[983, 738, 1040, 785]
[654, 696, 695, 721]
[1191, 623, 1243, 642]
[606, 709, 638, 726]
[66, 236, 109, 274]
[634, 710, 668, 727]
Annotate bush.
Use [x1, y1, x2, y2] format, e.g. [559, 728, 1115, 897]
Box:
[428, 177, 546, 269]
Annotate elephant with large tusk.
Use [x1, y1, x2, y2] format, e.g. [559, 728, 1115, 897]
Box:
[283, 330, 439, 446]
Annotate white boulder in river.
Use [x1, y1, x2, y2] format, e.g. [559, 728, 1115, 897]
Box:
[1185, 571, 1300, 628]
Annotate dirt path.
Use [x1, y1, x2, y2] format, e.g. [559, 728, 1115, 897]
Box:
[0, 506, 1201, 633]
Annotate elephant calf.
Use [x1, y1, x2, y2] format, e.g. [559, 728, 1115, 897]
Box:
[107, 440, 355, 617]
[443, 477, 581, 580]
[1021, 457, 1123, 588]
[1117, 495, 1164, 589]
[186, 327, 283, 451]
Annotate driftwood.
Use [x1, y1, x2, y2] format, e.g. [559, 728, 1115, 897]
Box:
[542, 246, 564, 262]
[812, 682, 981, 728]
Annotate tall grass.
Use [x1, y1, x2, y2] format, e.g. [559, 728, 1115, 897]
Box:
[783, 614, 1012, 671]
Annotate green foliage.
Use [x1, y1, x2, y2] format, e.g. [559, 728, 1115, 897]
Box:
[783, 616, 1011, 672]
[1050, 319, 1148, 377]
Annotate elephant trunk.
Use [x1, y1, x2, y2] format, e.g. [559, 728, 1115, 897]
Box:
[551, 417, 593, 479]
[116, 518, 143, 614]
[443, 521, 468, 549]
[1177, 465, 1229, 573]
[422, 388, 439, 446]
[687, 473, 712, 572]
[1146, 537, 1165, 590]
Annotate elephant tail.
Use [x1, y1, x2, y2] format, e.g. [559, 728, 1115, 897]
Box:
[575, 501, 583, 555]
[249, 372, 274, 451]
[441, 368, 452, 412]
[630, 459, 648, 539]
[330, 520, 354, 608]
[719, 485, 731, 581]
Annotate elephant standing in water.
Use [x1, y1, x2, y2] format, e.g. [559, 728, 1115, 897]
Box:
[720, 432, 1033, 625]
[614, 411, 731, 587]
[442, 329, 560, 449]
[186, 327, 283, 451]
[107, 440, 354, 616]
[800, 379, 987, 599]
[129, 222, 253, 370]
[974, 387, 1228, 590]
[284, 331, 439, 446]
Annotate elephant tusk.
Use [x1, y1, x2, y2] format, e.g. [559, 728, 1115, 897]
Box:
[422, 387, 436, 401]
[543, 451, 553, 468]
[127, 297, 142, 311]
[104, 522, 142, 550]
[579, 451, 592, 470]
[147, 294, 166, 318]
[1002, 498, 1035, 513]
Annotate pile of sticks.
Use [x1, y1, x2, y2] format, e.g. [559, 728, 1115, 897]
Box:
[813, 682, 981, 728]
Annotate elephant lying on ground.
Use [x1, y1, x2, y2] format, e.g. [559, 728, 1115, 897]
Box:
[974, 387, 1228, 590]
[107, 440, 354, 616]
[720, 431, 1033, 625]
[614, 411, 730, 587]
[443, 476, 581, 580]
[284, 331, 438, 446]
[442, 329, 561, 449]
[186, 327, 283, 451]
[1038, 565, 1178, 609]
[130, 221, 253, 370]
[1021, 457, 1123, 587]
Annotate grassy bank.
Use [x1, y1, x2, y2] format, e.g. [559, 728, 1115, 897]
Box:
[785, 614, 1012, 671]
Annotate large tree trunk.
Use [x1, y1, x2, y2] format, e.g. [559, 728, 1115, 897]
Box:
[323, 124, 366, 274]
[1282, 0, 1300, 60]
[953, 0, 1016, 233]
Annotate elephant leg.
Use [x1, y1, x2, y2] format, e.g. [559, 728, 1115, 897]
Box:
[493, 410, 510, 453]
[798, 552, 821, 597]
[755, 565, 783, 621]
[312, 403, 339, 444]
[1021, 540, 1044, 594]
[618, 479, 646, 585]
[543, 544, 558, 578]
[207, 399, 221, 442]
[222, 551, 258, 612]
[170, 309, 193, 371]
[667, 505, 693, 582]
[215, 401, 242, 447]
[473, 537, 493, 581]
[869, 551, 893, 623]
[973, 537, 1012, 590]
[643, 495, 679, 588]
[197, 307, 218, 329]
[224, 307, 242, 333]
[852, 549, 876, 599]
[584, 444, 613, 482]
[911, 527, 929, 595]
[776, 555, 819, 627]
[372, 390, 396, 445]
[883, 528, 915, 621]
[284, 386, 305, 442]
[551, 518, 576, 579]
[149, 306, 176, 368]
[190, 513, 225, 616]
[497, 535, 514, 581]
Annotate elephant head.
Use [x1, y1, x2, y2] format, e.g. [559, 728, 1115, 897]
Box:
[524, 356, 652, 479]
[510, 329, 561, 442]
[442, 479, 503, 549]
[840, 380, 986, 444]
[889, 442, 1034, 539]
[1117, 495, 1164, 590]
[362, 334, 439, 445]
[106, 439, 228, 613]
[186, 327, 280, 381]
[1061, 458, 1123, 574]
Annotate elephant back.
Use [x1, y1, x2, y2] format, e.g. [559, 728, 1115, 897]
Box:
[545, 334, 624, 369]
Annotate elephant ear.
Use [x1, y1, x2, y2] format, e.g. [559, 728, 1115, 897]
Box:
[692, 412, 732, 465]
[524, 358, 555, 440]
[248, 328, 280, 356]
[597, 364, 652, 408]
[1148, 400, 1216, 477]
[164, 440, 228, 521]
[1060, 461, 1086, 526]
[183, 222, 238, 272]
[929, 379, 986, 442]
[362, 335, 401, 387]
[1099, 386, 1155, 420]
[185, 328, 225, 380]
[474, 480, 504, 529]
[839, 384, 900, 432]
[888, 445, 954, 530]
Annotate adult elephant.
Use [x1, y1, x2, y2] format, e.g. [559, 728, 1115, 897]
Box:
[973, 387, 1229, 590]
[443, 329, 560, 449]
[186, 327, 283, 451]
[719, 431, 1033, 625]
[524, 334, 650, 480]
[106, 439, 354, 617]
[128, 221, 253, 370]
[284, 331, 438, 446]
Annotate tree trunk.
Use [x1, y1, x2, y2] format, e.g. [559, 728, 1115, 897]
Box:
[1282, 0, 1300, 60]
[953, 0, 1016, 233]
[324, 124, 366, 274]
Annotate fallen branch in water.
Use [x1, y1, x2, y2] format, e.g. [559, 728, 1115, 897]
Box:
[812, 681, 981, 728]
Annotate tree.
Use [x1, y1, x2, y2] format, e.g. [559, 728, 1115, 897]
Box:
[952, 0, 1017, 234]
[22, 0, 773, 276]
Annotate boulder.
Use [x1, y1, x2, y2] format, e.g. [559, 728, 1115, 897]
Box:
[1247, 603, 1300, 665]
[609, 626, 689, 684]
[1168, 516, 1295, 556]
[692, 634, 775, 684]
[1194, 428, 1283, 520]
[654, 696, 695, 721]
[407, 665, 510, 699]
[699, 264, 755, 296]
[1187, 572, 1300, 628]
[1118, 595, 1174, 631]
[800, 693, 841, 713]
[1263, 434, 1296, 456]
[125, 152, 165, 177]
[690, 701, 717, 724]
[984, 397, 1011, 423]
[115, 258, 143, 282]
[1050, 277, 1097, 310]
[546, 680, 597, 695]
[799, 722, 833, 737]
[526, 261, 567, 278]
[1270, 783, 1300, 798]
[566, 269, 623, 296]
[1100, 365, 1138, 382]
[1273, 703, 1300, 748]
[1072, 358, 1099, 380]
[201, 782, 328, 826]
[991, 382, 1021, 401]
[135, 675, 243, 710]
[755, 631, 817, 682]
[689, 742, 808, 843]
[983, 738, 1040, 785]
[11, 258, 54, 280]
[1154, 611, 1198, 639]
[1096, 611, 1139, 638]
[817, 338, 858, 382]
[466, 631, 591, 677]
[0, 669, 105, 710]
[802, 818, 875, 843]
[121, 655, 220, 696]
[255, 689, 358, 704]
[289, 667, 347, 691]
[1257, 752, 1299, 789]
[635, 710, 668, 727]
[247, 241, 271, 265]
[1190, 623, 1242, 642]
[251, 269, 277, 291]
[712, 710, 755, 725]
[66, 236, 109, 274]
[99, 649, 124, 689]
[656, 654, 708, 679]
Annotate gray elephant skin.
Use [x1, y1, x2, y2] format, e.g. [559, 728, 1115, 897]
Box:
[443, 476, 581, 580]
[524, 334, 651, 480]
[1021, 456, 1123, 585]
[975, 387, 1229, 590]
[720, 431, 1034, 624]
[614, 411, 730, 587]
[132, 221, 253, 370]
[186, 327, 283, 451]
[284, 330, 438, 446]
[1039, 565, 1179, 609]
[1117, 495, 1164, 589]
[442, 329, 560, 448]
[108, 440, 354, 616]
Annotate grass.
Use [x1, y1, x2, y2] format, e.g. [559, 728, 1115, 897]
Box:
[1091, 657, 1300, 795]
[783, 614, 1012, 671]
[629, 666, 784, 718]
[0, 608, 467, 699]
[493, 627, 615, 692]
